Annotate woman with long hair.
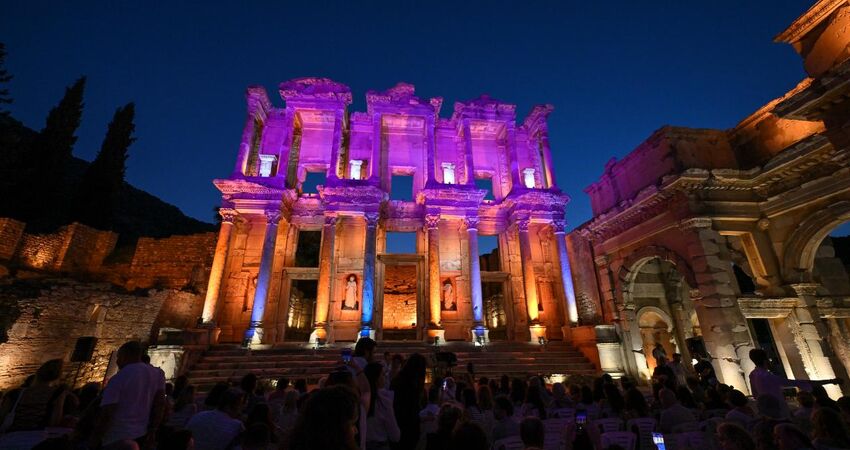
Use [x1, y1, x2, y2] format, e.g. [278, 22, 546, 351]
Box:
[165, 384, 197, 429]
[288, 385, 360, 450]
[364, 362, 400, 450]
[390, 353, 427, 450]
[812, 407, 850, 450]
[520, 385, 548, 420]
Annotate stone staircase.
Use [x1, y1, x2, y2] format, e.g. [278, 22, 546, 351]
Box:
[185, 341, 598, 392]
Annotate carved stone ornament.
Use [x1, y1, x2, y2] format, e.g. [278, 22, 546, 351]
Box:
[515, 217, 531, 233]
[679, 217, 713, 231]
[463, 216, 480, 231]
[425, 213, 441, 230]
[278, 77, 353, 103]
[551, 219, 567, 234]
[364, 212, 381, 227]
[265, 210, 282, 224]
[324, 214, 338, 227]
[219, 208, 238, 223]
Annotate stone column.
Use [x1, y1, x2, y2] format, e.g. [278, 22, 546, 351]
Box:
[462, 119, 475, 186]
[360, 212, 380, 338]
[233, 113, 260, 176]
[680, 218, 755, 394]
[425, 115, 437, 186]
[552, 219, 578, 325]
[425, 212, 443, 330]
[244, 209, 281, 347]
[370, 113, 384, 188]
[201, 208, 237, 325]
[538, 129, 557, 188]
[327, 109, 344, 183]
[464, 216, 487, 341]
[516, 217, 545, 341]
[310, 214, 338, 343]
[505, 122, 523, 191]
[789, 283, 846, 399]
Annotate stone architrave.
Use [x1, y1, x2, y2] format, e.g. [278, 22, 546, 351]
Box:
[310, 214, 337, 343]
[679, 218, 755, 394]
[360, 212, 380, 337]
[201, 208, 237, 325]
[425, 212, 442, 328]
[244, 209, 282, 347]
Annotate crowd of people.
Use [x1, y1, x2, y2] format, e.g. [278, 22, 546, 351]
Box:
[1, 338, 850, 450]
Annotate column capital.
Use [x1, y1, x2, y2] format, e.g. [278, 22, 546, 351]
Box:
[364, 212, 380, 227]
[679, 217, 713, 231]
[594, 255, 609, 267]
[551, 218, 567, 234]
[463, 216, 480, 231]
[264, 209, 282, 224]
[323, 213, 339, 227]
[515, 217, 531, 233]
[688, 288, 702, 300]
[219, 208, 237, 224]
[425, 213, 441, 230]
[789, 283, 820, 297]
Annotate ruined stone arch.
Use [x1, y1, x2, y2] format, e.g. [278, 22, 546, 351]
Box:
[636, 306, 674, 333]
[783, 200, 850, 283]
[616, 245, 697, 307]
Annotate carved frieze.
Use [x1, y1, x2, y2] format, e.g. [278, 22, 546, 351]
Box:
[279, 77, 353, 103]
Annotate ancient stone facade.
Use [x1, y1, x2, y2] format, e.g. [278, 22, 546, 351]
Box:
[567, 0, 850, 397]
[202, 80, 579, 345]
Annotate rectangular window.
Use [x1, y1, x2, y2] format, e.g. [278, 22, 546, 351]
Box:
[390, 175, 414, 201]
[385, 232, 417, 254]
[294, 230, 322, 267]
[475, 177, 495, 200]
[302, 171, 326, 193]
[478, 235, 500, 271]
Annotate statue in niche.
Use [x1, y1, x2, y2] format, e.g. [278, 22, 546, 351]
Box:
[342, 275, 359, 310]
[442, 280, 456, 311]
[242, 273, 258, 312]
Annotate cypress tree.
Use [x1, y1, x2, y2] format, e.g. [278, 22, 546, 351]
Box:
[76, 102, 136, 228]
[0, 43, 12, 117]
[16, 77, 86, 226]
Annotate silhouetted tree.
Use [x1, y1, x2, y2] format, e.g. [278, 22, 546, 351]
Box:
[16, 77, 86, 226]
[76, 102, 135, 228]
[0, 43, 12, 117]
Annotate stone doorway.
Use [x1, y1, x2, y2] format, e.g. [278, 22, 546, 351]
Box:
[284, 279, 317, 342]
[482, 281, 508, 340]
[377, 254, 424, 341]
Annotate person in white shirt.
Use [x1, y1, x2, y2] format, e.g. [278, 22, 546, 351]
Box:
[90, 341, 166, 449]
[364, 362, 400, 450]
[186, 388, 245, 450]
[748, 348, 841, 418]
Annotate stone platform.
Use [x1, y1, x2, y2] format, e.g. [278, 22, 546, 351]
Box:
[185, 340, 598, 392]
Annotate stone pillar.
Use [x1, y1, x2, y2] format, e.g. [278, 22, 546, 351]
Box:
[462, 119, 475, 186]
[327, 109, 344, 183]
[464, 216, 487, 341]
[201, 208, 237, 325]
[516, 217, 545, 341]
[425, 115, 437, 186]
[552, 219, 578, 325]
[425, 212, 443, 331]
[244, 209, 281, 347]
[360, 212, 379, 338]
[233, 113, 260, 176]
[371, 113, 384, 188]
[680, 218, 755, 394]
[310, 214, 338, 343]
[538, 129, 557, 188]
[789, 283, 846, 399]
[505, 122, 523, 192]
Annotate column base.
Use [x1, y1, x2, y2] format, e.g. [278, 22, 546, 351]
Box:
[529, 324, 548, 343]
[242, 324, 266, 349]
[359, 326, 376, 340]
[470, 326, 489, 345]
[309, 325, 328, 344]
[561, 325, 573, 342]
[427, 327, 446, 345]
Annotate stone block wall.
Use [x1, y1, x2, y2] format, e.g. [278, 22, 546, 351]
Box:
[0, 279, 190, 390]
[128, 232, 217, 290]
[0, 218, 25, 261]
[12, 222, 118, 273]
[382, 265, 417, 329]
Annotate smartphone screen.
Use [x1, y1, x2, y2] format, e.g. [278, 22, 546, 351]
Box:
[576, 412, 587, 425]
[442, 380, 448, 390]
[652, 432, 666, 450]
[341, 348, 352, 363]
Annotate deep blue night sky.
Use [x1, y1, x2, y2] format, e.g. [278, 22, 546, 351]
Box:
[5, 1, 847, 240]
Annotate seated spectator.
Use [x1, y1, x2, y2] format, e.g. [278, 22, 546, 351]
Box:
[492, 396, 520, 441]
[186, 388, 245, 450]
[165, 384, 197, 430]
[520, 385, 548, 419]
[716, 422, 755, 450]
[599, 383, 624, 418]
[838, 396, 850, 425]
[658, 388, 697, 433]
[293, 379, 308, 395]
[462, 388, 485, 423]
[425, 404, 461, 450]
[246, 403, 281, 444]
[239, 373, 262, 415]
[288, 385, 360, 450]
[204, 382, 230, 411]
[419, 385, 441, 435]
[623, 387, 649, 420]
[276, 389, 300, 444]
[725, 390, 755, 430]
[158, 428, 193, 450]
[811, 407, 850, 450]
[241, 423, 273, 450]
[449, 422, 489, 450]
[268, 377, 290, 404]
[519, 417, 545, 450]
[550, 383, 572, 409]
[792, 391, 815, 430]
[2, 359, 68, 432]
[773, 423, 813, 450]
